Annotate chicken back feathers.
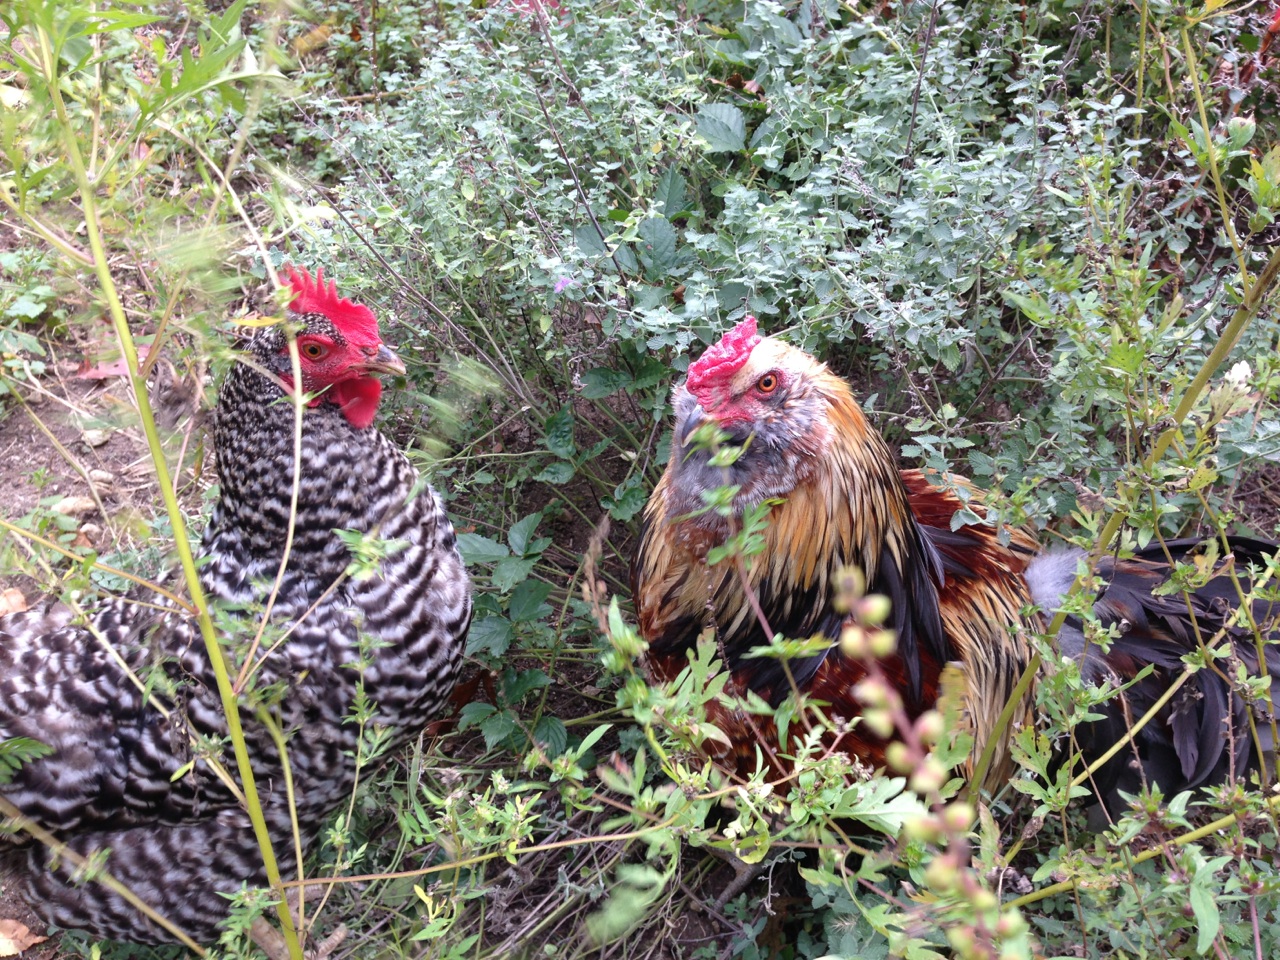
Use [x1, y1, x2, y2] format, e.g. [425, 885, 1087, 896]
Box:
[0, 267, 471, 945]
[633, 316, 1280, 803]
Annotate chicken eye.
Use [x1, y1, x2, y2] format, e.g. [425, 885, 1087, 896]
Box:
[300, 341, 327, 360]
[757, 373, 779, 394]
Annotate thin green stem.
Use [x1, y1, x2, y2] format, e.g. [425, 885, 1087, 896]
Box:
[39, 20, 301, 957]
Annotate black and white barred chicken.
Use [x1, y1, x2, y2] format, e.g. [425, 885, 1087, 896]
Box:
[0, 268, 471, 953]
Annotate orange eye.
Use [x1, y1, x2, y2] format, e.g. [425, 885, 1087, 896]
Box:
[300, 341, 327, 360]
[757, 373, 779, 394]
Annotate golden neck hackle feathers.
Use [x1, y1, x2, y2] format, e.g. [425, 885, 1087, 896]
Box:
[636, 347, 930, 673]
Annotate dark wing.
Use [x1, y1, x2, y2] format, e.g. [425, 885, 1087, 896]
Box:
[1073, 537, 1280, 804]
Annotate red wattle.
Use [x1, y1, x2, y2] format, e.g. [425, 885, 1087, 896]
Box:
[330, 377, 382, 429]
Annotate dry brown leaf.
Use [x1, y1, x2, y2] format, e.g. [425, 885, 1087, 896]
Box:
[0, 919, 47, 957]
[0, 588, 27, 616]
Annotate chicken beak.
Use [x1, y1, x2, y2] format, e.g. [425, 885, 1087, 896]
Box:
[362, 344, 407, 377]
[680, 408, 706, 447]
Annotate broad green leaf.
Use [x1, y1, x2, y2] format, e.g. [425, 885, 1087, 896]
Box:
[479, 709, 517, 750]
[637, 217, 678, 274]
[456, 701, 495, 732]
[465, 615, 514, 657]
[654, 166, 687, 218]
[544, 405, 576, 459]
[695, 103, 746, 152]
[455, 533, 509, 564]
[507, 512, 544, 556]
[603, 480, 648, 522]
[533, 715, 568, 755]
[509, 579, 553, 622]
[580, 367, 633, 398]
[491, 556, 537, 592]
[534, 461, 575, 484]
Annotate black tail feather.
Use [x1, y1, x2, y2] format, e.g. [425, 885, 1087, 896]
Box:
[1068, 537, 1280, 808]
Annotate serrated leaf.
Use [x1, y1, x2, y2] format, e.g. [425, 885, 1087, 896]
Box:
[654, 166, 687, 218]
[509, 579, 553, 621]
[457, 701, 495, 732]
[479, 709, 518, 750]
[695, 103, 746, 152]
[637, 217, 679, 274]
[466, 615, 514, 657]
[573, 224, 608, 258]
[455, 533, 509, 564]
[1104, 341, 1144, 376]
[504, 668, 551, 702]
[533, 716, 568, 755]
[835, 777, 927, 835]
[603, 482, 648, 522]
[491, 556, 537, 592]
[580, 367, 633, 398]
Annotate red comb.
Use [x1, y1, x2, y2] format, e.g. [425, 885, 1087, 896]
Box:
[285, 266, 380, 346]
[686, 316, 760, 401]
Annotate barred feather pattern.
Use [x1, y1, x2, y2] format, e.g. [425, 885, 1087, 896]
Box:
[0, 316, 470, 944]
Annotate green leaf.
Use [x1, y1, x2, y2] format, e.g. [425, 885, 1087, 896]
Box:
[637, 217, 679, 275]
[466, 615, 514, 657]
[654, 166, 687, 219]
[573, 224, 608, 258]
[533, 715, 568, 755]
[544, 405, 576, 459]
[479, 709, 518, 750]
[75, 12, 164, 36]
[509, 579, 553, 621]
[6, 294, 50, 319]
[491, 556, 537, 592]
[0, 736, 52, 785]
[206, 0, 250, 47]
[585, 863, 669, 944]
[1003, 290, 1052, 323]
[534, 461, 575, 484]
[1187, 463, 1219, 491]
[695, 103, 746, 152]
[580, 367, 633, 398]
[834, 777, 927, 835]
[456, 701, 495, 732]
[456, 533, 509, 564]
[503, 667, 551, 702]
[603, 478, 648, 522]
[507, 512, 544, 556]
[1189, 876, 1220, 954]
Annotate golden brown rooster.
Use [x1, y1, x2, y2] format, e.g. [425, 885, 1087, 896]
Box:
[632, 316, 1280, 806]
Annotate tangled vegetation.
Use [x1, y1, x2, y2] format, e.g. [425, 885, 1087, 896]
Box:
[4, 0, 1280, 957]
